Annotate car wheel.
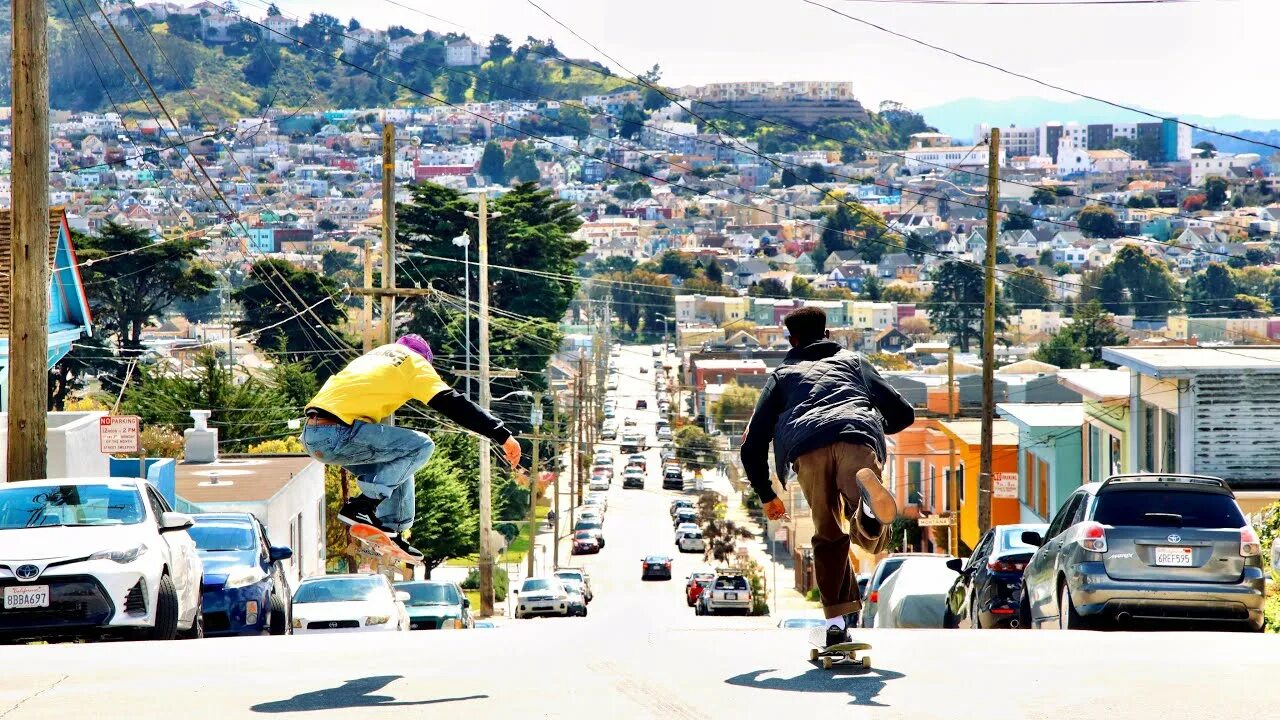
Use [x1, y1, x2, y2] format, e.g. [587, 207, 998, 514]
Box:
[148, 574, 180, 641]
[177, 596, 204, 640]
[695, 602, 704, 616]
[1057, 583, 1090, 631]
[268, 590, 290, 636]
[969, 595, 982, 630]
[1017, 590, 1033, 629]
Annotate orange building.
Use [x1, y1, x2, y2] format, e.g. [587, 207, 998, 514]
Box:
[936, 419, 1020, 553]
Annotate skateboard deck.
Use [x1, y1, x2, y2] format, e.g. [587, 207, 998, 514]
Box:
[808, 640, 872, 670]
[349, 523, 423, 566]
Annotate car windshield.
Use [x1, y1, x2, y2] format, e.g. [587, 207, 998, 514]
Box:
[555, 571, 584, 582]
[870, 559, 906, 589]
[396, 583, 460, 606]
[782, 618, 826, 628]
[293, 577, 383, 603]
[521, 579, 552, 592]
[1000, 527, 1042, 551]
[0, 483, 145, 529]
[715, 576, 748, 590]
[576, 522, 601, 531]
[1093, 490, 1245, 528]
[188, 523, 257, 552]
[645, 556, 669, 563]
[574, 532, 594, 540]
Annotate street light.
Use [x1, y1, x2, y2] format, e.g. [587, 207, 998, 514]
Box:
[494, 389, 534, 404]
[453, 231, 473, 401]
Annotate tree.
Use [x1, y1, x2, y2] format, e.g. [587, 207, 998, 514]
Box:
[1030, 187, 1056, 206]
[243, 42, 279, 86]
[1033, 300, 1128, 368]
[899, 315, 932, 341]
[488, 34, 512, 61]
[749, 278, 789, 298]
[867, 351, 911, 371]
[1194, 141, 1217, 158]
[780, 167, 800, 188]
[1183, 193, 1208, 212]
[1002, 210, 1034, 232]
[1185, 262, 1239, 316]
[905, 231, 932, 261]
[480, 141, 506, 184]
[316, 218, 339, 232]
[710, 384, 760, 433]
[618, 103, 645, 140]
[821, 203, 856, 253]
[174, 287, 222, 324]
[1004, 267, 1052, 310]
[1076, 205, 1122, 239]
[925, 261, 1008, 352]
[167, 13, 201, 40]
[790, 276, 814, 299]
[881, 284, 923, 303]
[503, 143, 540, 184]
[320, 248, 358, 277]
[1205, 175, 1229, 209]
[48, 333, 116, 410]
[1087, 245, 1180, 319]
[1126, 195, 1157, 209]
[232, 259, 351, 380]
[1038, 249, 1055, 267]
[657, 251, 695, 280]
[861, 276, 884, 301]
[676, 426, 718, 471]
[409, 449, 479, 577]
[705, 258, 724, 285]
[76, 223, 217, 356]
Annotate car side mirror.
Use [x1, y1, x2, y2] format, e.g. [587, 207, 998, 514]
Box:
[512, 589, 518, 595]
[945, 558, 963, 573]
[395, 591, 410, 603]
[462, 598, 471, 608]
[268, 546, 293, 562]
[1021, 530, 1044, 547]
[159, 511, 194, 533]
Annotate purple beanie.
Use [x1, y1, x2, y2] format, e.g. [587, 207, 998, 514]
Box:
[396, 334, 434, 362]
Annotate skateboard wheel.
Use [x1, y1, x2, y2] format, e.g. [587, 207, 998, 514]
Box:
[861, 656, 872, 669]
[808, 648, 820, 661]
[821, 656, 833, 670]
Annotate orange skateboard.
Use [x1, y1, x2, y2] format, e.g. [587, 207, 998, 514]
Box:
[349, 523, 423, 566]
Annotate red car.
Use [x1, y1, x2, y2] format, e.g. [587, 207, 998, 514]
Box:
[572, 531, 601, 555]
[685, 572, 714, 606]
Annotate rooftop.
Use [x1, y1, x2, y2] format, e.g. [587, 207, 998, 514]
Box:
[937, 419, 1019, 446]
[1101, 346, 1280, 378]
[175, 455, 317, 504]
[996, 403, 1085, 429]
[1056, 369, 1130, 400]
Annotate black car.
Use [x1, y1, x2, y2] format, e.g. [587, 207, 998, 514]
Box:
[623, 473, 645, 489]
[662, 468, 683, 490]
[641, 555, 673, 580]
[945, 523, 1047, 629]
[672, 508, 697, 527]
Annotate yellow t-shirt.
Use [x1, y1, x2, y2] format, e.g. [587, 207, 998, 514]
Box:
[307, 344, 451, 424]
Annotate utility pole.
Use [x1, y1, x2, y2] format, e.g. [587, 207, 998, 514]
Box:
[947, 346, 958, 556]
[551, 385, 562, 570]
[380, 123, 396, 348]
[979, 128, 1001, 536]
[476, 192, 496, 617]
[8, 0, 50, 482]
[362, 243, 374, 352]
[526, 391, 542, 577]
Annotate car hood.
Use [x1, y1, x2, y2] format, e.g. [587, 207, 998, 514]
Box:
[197, 551, 259, 582]
[292, 600, 390, 620]
[0, 524, 148, 562]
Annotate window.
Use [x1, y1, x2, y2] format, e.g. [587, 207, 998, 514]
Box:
[966, 531, 994, 570]
[906, 460, 923, 504]
[1141, 404, 1157, 472]
[1109, 434, 1122, 477]
[1037, 459, 1050, 518]
[928, 466, 937, 509]
[1161, 410, 1177, 473]
[957, 464, 966, 505]
[1088, 425, 1101, 483]
[1022, 451, 1035, 506]
[1045, 492, 1084, 540]
[289, 513, 302, 572]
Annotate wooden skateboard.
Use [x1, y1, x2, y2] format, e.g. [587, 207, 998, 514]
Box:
[349, 523, 423, 566]
[808, 641, 872, 670]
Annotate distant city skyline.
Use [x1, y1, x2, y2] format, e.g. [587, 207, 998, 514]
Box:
[245, 0, 1280, 121]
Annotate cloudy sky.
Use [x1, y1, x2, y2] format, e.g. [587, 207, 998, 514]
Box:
[250, 0, 1273, 119]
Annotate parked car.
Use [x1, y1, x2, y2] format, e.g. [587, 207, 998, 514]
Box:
[652, 347, 661, 356]
[188, 512, 293, 636]
[640, 366, 649, 374]
[945, 523, 1048, 629]
[0, 478, 204, 642]
[553, 568, 593, 603]
[677, 530, 706, 554]
[601, 426, 617, 441]
[663, 466, 684, 490]
[395, 581, 472, 630]
[636, 399, 648, 410]
[1019, 474, 1266, 631]
[686, 572, 715, 606]
[623, 470, 645, 490]
[873, 555, 958, 628]
[642, 555, 673, 580]
[291, 574, 410, 634]
[578, 508, 604, 526]
[859, 553, 948, 628]
[623, 417, 638, 427]
[698, 570, 751, 615]
[777, 616, 826, 629]
[562, 581, 588, 617]
[585, 493, 608, 512]
[674, 522, 699, 543]
[574, 521, 605, 548]
[657, 427, 673, 442]
[670, 498, 695, 517]
[621, 433, 646, 454]
[513, 577, 571, 619]
[672, 507, 698, 527]
[627, 454, 647, 471]
[572, 531, 601, 555]
[589, 475, 611, 492]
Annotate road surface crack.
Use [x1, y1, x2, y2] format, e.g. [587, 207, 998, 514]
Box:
[1, 675, 68, 718]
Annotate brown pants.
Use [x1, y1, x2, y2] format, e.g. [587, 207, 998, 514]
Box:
[794, 442, 891, 619]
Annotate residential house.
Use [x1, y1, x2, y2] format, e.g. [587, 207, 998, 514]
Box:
[1056, 369, 1130, 485]
[866, 327, 909, 354]
[996, 403, 1085, 523]
[822, 249, 860, 273]
[936, 419, 1021, 552]
[445, 39, 489, 67]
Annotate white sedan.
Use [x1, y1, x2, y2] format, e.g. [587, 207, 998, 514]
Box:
[291, 574, 410, 634]
[0, 477, 204, 641]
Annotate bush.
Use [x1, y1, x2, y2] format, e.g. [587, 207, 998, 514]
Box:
[1256, 501, 1279, 583]
[461, 566, 509, 598]
[140, 425, 184, 459]
[1265, 590, 1279, 634]
[806, 586, 822, 602]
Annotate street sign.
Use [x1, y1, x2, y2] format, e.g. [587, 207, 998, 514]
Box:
[99, 416, 141, 454]
[917, 515, 954, 527]
[773, 529, 787, 542]
[994, 472, 1019, 499]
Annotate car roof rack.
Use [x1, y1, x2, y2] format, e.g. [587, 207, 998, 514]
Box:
[1098, 474, 1228, 490]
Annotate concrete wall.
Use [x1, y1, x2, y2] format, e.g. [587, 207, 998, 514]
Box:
[0, 411, 111, 482]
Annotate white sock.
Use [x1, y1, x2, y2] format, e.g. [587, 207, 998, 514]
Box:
[826, 614, 846, 629]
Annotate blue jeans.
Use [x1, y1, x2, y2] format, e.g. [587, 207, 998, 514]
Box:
[300, 421, 435, 533]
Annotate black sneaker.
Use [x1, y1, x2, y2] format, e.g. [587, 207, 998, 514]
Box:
[392, 535, 424, 560]
[337, 496, 389, 532]
[825, 623, 852, 647]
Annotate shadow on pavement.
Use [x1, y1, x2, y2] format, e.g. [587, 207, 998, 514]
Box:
[724, 666, 905, 707]
[250, 675, 487, 713]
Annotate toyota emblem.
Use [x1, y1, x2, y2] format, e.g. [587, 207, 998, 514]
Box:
[1167, 534, 1182, 543]
[15, 564, 40, 581]
[328, 622, 338, 628]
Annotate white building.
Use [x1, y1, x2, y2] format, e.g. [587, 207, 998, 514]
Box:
[262, 15, 297, 43]
[445, 39, 489, 67]
[901, 143, 1003, 174]
[1191, 153, 1260, 185]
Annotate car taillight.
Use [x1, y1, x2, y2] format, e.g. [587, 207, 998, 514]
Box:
[1241, 526, 1262, 557]
[868, 590, 878, 603]
[665, 561, 671, 568]
[988, 559, 1026, 573]
[1080, 522, 1107, 553]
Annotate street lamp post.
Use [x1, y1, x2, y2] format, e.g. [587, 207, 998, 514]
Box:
[453, 231, 472, 400]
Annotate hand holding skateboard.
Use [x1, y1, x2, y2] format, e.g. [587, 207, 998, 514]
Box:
[764, 497, 790, 522]
[502, 436, 522, 467]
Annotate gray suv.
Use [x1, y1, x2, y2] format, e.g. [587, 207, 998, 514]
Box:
[1019, 474, 1266, 632]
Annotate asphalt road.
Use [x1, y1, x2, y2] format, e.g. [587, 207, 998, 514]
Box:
[2, 345, 1278, 719]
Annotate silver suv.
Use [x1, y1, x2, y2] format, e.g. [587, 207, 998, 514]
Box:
[1019, 474, 1266, 632]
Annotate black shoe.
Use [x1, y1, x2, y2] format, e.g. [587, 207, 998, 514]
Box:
[338, 496, 388, 532]
[825, 623, 852, 647]
[392, 535, 424, 560]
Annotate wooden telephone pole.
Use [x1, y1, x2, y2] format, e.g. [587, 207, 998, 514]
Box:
[978, 128, 1001, 536]
[8, 0, 50, 482]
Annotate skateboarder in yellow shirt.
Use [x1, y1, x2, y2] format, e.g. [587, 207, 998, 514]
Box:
[300, 335, 521, 559]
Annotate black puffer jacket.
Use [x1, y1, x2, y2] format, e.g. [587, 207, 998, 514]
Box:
[739, 340, 915, 502]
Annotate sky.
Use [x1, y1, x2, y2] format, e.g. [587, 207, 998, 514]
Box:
[250, 0, 1277, 120]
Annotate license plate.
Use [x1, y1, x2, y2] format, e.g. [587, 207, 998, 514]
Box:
[1154, 546, 1193, 567]
[725, 592, 737, 600]
[4, 585, 50, 610]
